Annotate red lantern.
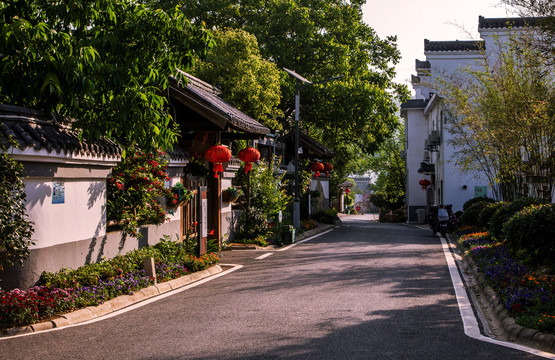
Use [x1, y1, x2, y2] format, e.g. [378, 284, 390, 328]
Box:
[205, 145, 232, 178]
[324, 163, 333, 177]
[419, 179, 431, 190]
[310, 162, 325, 178]
[238, 147, 260, 174]
[345, 188, 351, 195]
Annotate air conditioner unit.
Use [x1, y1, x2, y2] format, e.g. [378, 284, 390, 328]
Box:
[429, 130, 440, 145]
[423, 150, 431, 162]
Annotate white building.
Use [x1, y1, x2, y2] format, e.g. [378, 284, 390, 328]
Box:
[401, 16, 540, 222]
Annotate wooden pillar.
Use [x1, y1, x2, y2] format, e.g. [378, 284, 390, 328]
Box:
[208, 168, 222, 250]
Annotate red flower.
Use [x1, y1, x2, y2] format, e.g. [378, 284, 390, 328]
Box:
[209, 229, 215, 236]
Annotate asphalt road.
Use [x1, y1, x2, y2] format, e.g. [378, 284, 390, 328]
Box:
[0, 215, 546, 359]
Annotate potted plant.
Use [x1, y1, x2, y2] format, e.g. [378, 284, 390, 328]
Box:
[280, 224, 296, 244]
[222, 185, 243, 203]
[166, 182, 193, 208]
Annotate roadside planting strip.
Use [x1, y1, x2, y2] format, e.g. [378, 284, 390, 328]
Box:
[0, 264, 244, 340]
[439, 235, 555, 359]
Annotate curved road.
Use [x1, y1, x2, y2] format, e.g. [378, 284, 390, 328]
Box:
[0, 215, 549, 359]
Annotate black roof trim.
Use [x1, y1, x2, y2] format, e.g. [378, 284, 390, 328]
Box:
[416, 59, 430, 70]
[401, 99, 428, 110]
[0, 105, 122, 158]
[424, 39, 484, 52]
[479, 16, 541, 29]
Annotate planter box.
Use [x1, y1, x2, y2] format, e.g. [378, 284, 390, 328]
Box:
[222, 190, 239, 203]
[281, 228, 296, 243]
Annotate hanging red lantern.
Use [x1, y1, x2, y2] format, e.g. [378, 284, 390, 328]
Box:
[238, 147, 260, 174]
[205, 145, 232, 178]
[310, 162, 325, 178]
[323, 163, 333, 177]
[345, 188, 351, 195]
[419, 179, 431, 190]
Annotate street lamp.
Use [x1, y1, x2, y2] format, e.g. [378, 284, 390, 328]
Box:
[283, 68, 342, 229]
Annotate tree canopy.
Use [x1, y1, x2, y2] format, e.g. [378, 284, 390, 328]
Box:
[191, 28, 283, 131]
[150, 0, 409, 177]
[0, 0, 213, 152]
[503, 0, 555, 65]
[368, 124, 406, 212]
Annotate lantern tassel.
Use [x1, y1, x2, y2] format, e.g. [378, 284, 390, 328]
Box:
[244, 163, 253, 174]
[315, 171, 320, 178]
[213, 163, 224, 178]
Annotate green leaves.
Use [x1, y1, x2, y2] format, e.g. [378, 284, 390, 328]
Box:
[0, 0, 213, 152]
[173, 0, 407, 177]
[192, 28, 283, 130]
[0, 136, 35, 273]
[437, 33, 555, 200]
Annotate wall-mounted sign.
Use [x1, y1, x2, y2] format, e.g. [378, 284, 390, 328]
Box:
[52, 181, 65, 204]
[201, 198, 208, 238]
[474, 186, 488, 198]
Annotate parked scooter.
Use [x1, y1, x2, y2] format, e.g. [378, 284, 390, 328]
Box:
[428, 205, 453, 237]
[436, 207, 449, 237]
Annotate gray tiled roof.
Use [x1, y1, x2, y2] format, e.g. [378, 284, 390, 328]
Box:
[416, 60, 430, 70]
[424, 39, 484, 52]
[479, 16, 541, 29]
[0, 104, 187, 161]
[401, 99, 428, 110]
[0, 105, 122, 158]
[282, 129, 335, 158]
[171, 71, 270, 136]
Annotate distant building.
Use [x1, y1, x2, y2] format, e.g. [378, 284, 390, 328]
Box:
[401, 16, 540, 222]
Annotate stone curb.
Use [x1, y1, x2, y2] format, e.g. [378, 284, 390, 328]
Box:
[457, 243, 555, 353]
[1, 265, 223, 337]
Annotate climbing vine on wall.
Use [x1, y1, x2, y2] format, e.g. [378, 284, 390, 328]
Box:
[0, 134, 34, 274]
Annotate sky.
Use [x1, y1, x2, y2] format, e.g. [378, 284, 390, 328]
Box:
[361, 0, 518, 89]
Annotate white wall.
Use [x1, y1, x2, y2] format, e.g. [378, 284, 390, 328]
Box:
[405, 108, 428, 210]
[25, 179, 107, 249]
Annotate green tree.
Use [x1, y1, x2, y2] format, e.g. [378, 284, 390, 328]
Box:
[0, 0, 212, 152]
[238, 156, 291, 221]
[502, 0, 555, 64]
[192, 28, 282, 130]
[368, 124, 406, 212]
[0, 137, 34, 273]
[436, 34, 555, 200]
[151, 0, 409, 177]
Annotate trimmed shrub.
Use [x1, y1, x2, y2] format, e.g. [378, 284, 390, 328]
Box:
[503, 204, 555, 266]
[461, 201, 490, 227]
[477, 201, 503, 228]
[489, 197, 549, 240]
[312, 208, 339, 224]
[462, 196, 496, 212]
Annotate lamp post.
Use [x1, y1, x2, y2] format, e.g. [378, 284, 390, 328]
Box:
[283, 68, 342, 229]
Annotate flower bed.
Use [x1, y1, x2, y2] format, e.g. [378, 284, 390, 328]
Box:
[0, 240, 219, 330]
[458, 231, 555, 334]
